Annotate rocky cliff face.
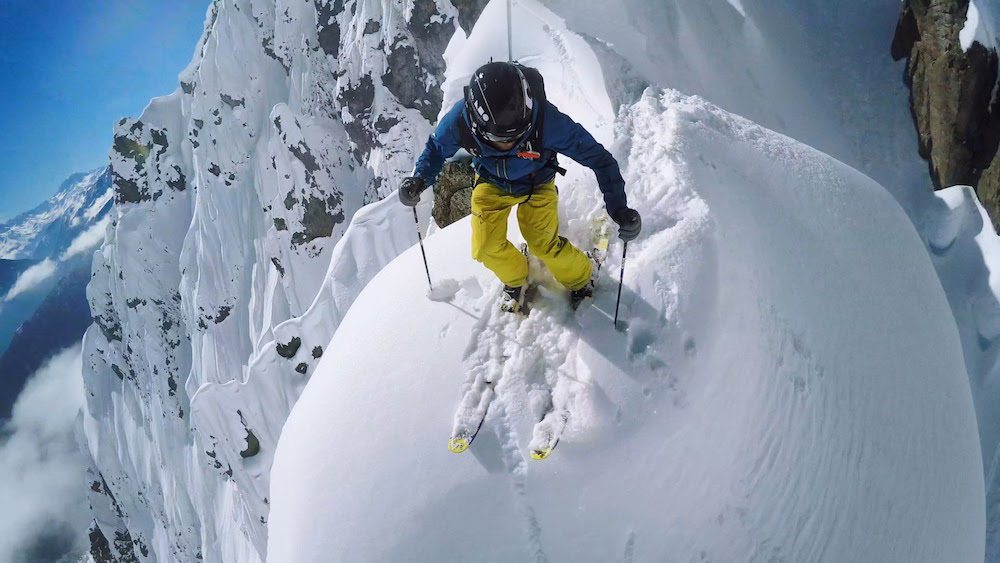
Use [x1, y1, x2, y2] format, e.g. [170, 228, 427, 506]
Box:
[80, 1, 488, 561]
[892, 0, 1000, 227]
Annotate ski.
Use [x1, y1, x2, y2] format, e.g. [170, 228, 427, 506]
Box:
[529, 409, 569, 460]
[449, 277, 533, 454]
[590, 215, 612, 275]
[571, 216, 612, 310]
[448, 387, 493, 453]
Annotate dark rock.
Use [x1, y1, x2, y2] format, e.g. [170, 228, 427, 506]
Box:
[271, 257, 286, 277]
[95, 314, 123, 343]
[316, 0, 345, 58]
[312, 345, 323, 359]
[381, 0, 452, 122]
[262, 35, 291, 73]
[291, 194, 345, 245]
[166, 165, 187, 191]
[364, 19, 381, 35]
[295, 362, 308, 374]
[432, 158, 476, 227]
[339, 75, 377, 161]
[240, 429, 261, 458]
[220, 93, 246, 108]
[150, 129, 169, 150]
[113, 529, 140, 563]
[89, 523, 114, 563]
[383, 42, 440, 122]
[276, 336, 302, 358]
[214, 306, 231, 324]
[893, 0, 1000, 228]
[374, 115, 399, 133]
[452, 0, 490, 36]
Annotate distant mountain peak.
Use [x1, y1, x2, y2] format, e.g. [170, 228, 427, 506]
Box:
[0, 167, 113, 260]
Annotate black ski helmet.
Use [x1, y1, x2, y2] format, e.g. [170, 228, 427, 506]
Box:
[464, 61, 533, 144]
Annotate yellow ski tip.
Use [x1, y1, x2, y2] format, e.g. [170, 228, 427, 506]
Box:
[448, 437, 470, 453]
[530, 448, 552, 460]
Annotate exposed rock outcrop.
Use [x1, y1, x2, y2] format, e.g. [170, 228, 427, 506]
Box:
[893, 0, 1000, 228]
[431, 158, 475, 227]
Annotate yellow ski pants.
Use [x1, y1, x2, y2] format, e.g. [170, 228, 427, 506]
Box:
[470, 180, 592, 291]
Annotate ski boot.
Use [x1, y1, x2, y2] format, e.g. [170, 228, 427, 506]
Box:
[569, 281, 594, 310]
[570, 250, 604, 310]
[500, 284, 525, 313]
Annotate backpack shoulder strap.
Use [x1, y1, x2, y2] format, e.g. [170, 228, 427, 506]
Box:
[513, 64, 566, 175]
[515, 64, 548, 151]
[455, 89, 481, 157]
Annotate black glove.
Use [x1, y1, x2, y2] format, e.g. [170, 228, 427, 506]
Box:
[399, 177, 427, 207]
[612, 207, 641, 242]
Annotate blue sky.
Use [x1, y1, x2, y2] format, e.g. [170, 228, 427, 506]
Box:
[0, 0, 210, 222]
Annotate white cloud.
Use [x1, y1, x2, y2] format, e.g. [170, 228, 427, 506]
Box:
[4, 259, 57, 302]
[0, 345, 89, 562]
[61, 216, 110, 261]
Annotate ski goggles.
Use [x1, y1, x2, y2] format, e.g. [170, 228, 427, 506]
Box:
[477, 121, 531, 144]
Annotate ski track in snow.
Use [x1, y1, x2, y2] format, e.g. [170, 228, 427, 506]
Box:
[452, 250, 622, 555]
[452, 286, 553, 560]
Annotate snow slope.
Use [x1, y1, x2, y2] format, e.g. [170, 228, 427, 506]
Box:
[540, 0, 926, 213]
[269, 91, 984, 561]
[921, 185, 1000, 559]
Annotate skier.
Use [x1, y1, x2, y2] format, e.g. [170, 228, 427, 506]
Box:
[399, 61, 641, 312]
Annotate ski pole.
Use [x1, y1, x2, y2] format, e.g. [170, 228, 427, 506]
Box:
[413, 207, 432, 289]
[614, 241, 627, 329]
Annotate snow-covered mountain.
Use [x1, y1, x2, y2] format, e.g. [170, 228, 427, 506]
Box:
[0, 167, 112, 418]
[0, 167, 112, 261]
[79, 0, 994, 560]
[80, 1, 487, 560]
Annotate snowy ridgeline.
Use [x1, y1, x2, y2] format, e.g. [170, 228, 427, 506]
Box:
[79, 0, 992, 561]
[923, 186, 1000, 559]
[269, 91, 984, 561]
[0, 167, 113, 261]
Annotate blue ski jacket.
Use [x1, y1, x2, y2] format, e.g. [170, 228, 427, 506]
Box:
[413, 99, 628, 216]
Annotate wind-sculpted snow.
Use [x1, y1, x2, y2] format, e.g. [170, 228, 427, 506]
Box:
[80, 0, 466, 560]
[920, 186, 1000, 559]
[80, 0, 992, 559]
[269, 92, 984, 561]
[542, 0, 927, 215]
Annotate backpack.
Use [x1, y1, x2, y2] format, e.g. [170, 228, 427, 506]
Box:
[456, 63, 567, 177]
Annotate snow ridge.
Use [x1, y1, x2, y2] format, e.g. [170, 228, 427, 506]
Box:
[269, 90, 984, 561]
[268, 3, 984, 558]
